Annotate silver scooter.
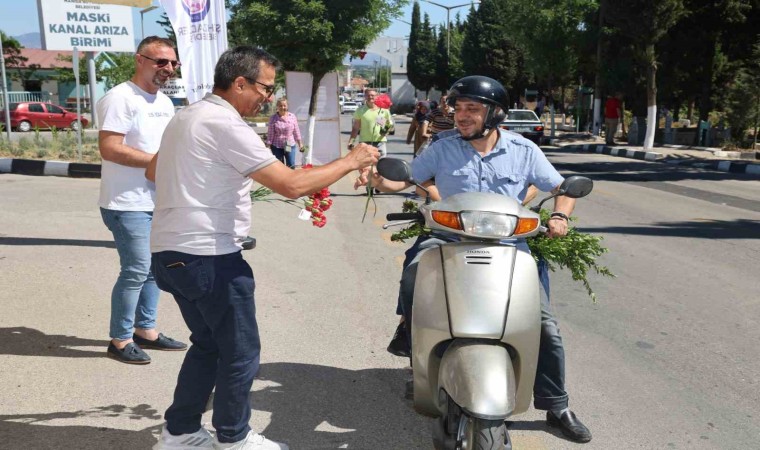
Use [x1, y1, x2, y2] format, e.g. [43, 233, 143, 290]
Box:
[377, 158, 593, 450]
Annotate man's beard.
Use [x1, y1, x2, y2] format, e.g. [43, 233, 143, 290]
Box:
[151, 72, 172, 88]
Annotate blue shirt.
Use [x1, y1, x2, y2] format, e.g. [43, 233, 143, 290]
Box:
[411, 130, 563, 202]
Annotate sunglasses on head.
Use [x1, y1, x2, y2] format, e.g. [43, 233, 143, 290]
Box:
[139, 54, 181, 69]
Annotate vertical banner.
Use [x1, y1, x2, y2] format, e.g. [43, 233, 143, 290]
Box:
[160, 0, 228, 103]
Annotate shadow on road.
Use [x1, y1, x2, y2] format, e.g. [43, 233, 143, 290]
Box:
[0, 405, 162, 450]
[0, 237, 115, 249]
[0, 327, 108, 358]
[547, 149, 760, 183]
[0, 363, 429, 449]
[247, 362, 428, 449]
[584, 218, 760, 239]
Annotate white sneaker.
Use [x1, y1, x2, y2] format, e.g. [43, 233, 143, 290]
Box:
[153, 425, 215, 449]
[214, 431, 289, 450]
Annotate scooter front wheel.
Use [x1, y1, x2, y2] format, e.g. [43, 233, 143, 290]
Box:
[460, 416, 510, 450]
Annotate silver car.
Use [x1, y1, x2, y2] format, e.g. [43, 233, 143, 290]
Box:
[500, 109, 545, 145]
[341, 101, 359, 114]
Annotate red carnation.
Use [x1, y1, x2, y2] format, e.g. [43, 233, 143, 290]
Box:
[375, 94, 393, 109]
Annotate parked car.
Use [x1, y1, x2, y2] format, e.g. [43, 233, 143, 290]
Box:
[341, 101, 359, 114]
[499, 109, 544, 144]
[8, 101, 89, 132]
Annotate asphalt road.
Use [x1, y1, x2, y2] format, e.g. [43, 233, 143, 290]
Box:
[0, 115, 758, 449]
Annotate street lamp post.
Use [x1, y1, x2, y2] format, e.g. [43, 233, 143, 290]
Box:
[140, 5, 159, 40]
[421, 0, 479, 58]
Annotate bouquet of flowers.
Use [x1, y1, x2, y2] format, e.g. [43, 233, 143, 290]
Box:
[362, 93, 395, 222]
[250, 164, 333, 228]
[374, 94, 394, 136]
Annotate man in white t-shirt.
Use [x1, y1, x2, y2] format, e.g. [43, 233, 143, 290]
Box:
[97, 36, 186, 366]
[146, 46, 379, 450]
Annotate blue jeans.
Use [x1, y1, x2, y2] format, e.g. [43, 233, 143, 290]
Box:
[398, 237, 569, 412]
[152, 250, 260, 443]
[100, 208, 159, 340]
[271, 145, 297, 168]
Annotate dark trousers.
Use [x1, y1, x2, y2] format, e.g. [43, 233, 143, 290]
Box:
[398, 236, 569, 411]
[152, 250, 260, 443]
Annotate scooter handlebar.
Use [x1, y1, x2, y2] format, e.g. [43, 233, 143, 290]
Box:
[386, 212, 422, 221]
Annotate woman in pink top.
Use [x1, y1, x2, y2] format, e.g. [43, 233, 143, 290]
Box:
[266, 98, 303, 168]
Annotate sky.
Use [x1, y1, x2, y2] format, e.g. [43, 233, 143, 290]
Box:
[0, 0, 474, 43]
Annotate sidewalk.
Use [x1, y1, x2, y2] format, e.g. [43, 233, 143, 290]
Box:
[547, 131, 760, 176]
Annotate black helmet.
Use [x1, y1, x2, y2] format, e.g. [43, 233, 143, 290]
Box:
[446, 76, 509, 138]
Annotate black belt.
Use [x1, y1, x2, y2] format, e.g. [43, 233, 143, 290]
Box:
[362, 141, 384, 146]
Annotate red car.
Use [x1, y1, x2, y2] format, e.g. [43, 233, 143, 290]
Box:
[8, 101, 89, 132]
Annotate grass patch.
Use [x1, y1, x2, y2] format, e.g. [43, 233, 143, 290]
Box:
[0, 133, 101, 163]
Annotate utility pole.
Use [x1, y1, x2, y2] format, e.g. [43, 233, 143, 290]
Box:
[421, 1, 479, 59]
[592, 0, 605, 136]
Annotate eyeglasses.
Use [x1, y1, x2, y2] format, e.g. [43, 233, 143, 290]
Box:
[245, 78, 276, 97]
[139, 54, 181, 69]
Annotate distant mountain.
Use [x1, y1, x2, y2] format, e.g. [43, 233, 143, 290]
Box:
[14, 32, 41, 49]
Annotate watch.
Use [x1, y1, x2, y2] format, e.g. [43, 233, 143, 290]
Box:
[550, 212, 569, 221]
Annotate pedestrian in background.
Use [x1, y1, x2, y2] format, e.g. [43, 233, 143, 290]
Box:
[348, 88, 394, 157]
[604, 92, 625, 145]
[97, 36, 186, 365]
[420, 94, 455, 143]
[266, 97, 302, 168]
[147, 45, 379, 450]
[406, 101, 430, 156]
[535, 94, 546, 118]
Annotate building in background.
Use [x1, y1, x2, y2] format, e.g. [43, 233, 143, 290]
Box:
[2, 48, 109, 110]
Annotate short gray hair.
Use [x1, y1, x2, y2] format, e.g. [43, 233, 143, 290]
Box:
[214, 46, 281, 90]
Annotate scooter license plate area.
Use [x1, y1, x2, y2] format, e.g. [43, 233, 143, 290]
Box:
[440, 243, 516, 338]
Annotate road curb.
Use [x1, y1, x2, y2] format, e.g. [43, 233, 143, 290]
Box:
[0, 158, 101, 178]
[564, 143, 663, 162]
[560, 144, 760, 175]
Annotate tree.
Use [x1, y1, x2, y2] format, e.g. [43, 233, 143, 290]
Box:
[227, 0, 406, 161]
[461, 0, 522, 89]
[97, 53, 136, 89]
[157, 12, 177, 46]
[504, 0, 598, 134]
[1, 31, 25, 68]
[432, 14, 465, 92]
[407, 4, 436, 95]
[432, 24, 449, 91]
[53, 54, 106, 85]
[725, 37, 760, 145]
[1, 30, 42, 91]
[605, 0, 686, 149]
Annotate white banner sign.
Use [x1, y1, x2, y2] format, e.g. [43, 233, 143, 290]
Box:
[161, 0, 228, 103]
[37, 0, 135, 52]
[160, 77, 186, 98]
[285, 71, 341, 165]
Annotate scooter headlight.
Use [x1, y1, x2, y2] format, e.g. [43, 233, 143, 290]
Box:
[459, 211, 517, 238]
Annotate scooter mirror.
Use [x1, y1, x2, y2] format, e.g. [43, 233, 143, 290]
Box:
[376, 157, 412, 183]
[559, 176, 594, 199]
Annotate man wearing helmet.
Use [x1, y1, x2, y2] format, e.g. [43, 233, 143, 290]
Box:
[356, 75, 592, 444]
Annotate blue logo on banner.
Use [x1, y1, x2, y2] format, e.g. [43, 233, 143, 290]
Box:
[182, 0, 210, 23]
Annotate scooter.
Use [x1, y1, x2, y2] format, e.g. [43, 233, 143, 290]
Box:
[377, 157, 593, 450]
